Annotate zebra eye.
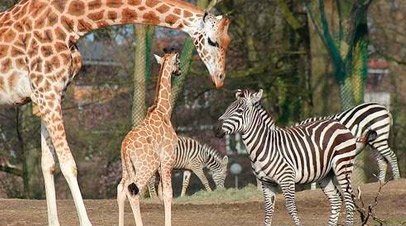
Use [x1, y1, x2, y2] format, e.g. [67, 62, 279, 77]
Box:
[208, 37, 219, 48]
[236, 108, 244, 114]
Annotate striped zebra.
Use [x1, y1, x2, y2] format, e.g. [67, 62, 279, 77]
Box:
[148, 136, 228, 198]
[298, 102, 400, 182]
[215, 89, 376, 226]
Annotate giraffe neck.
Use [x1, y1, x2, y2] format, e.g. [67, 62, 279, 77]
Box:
[152, 59, 173, 116]
[58, 0, 205, 42]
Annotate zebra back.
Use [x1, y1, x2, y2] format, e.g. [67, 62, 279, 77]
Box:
[298, 102, 391, 141]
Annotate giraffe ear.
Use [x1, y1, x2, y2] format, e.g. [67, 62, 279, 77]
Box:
[154, 54, 163, 64]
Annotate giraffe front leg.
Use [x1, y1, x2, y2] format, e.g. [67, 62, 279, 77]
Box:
[41, 122, 59, 226]
[261, 181, 278, 226]
[40, 101, 92, 226]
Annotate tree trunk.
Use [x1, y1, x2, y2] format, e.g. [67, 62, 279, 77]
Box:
[131, 25, 148, 127]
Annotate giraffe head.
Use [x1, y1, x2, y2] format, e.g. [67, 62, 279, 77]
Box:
[154, 49, 181, 77]
[188, 13, 231, 88]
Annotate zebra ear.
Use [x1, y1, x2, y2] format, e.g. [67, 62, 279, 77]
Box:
[252, 89, 263, 103]
[235, 89, 243, 99]
[222, 155, 229, 165]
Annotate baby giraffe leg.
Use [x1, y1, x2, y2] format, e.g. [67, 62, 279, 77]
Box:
[160, 165, 173, 226]
[117, 179, 126, 226]
[127, 189, 143, 226]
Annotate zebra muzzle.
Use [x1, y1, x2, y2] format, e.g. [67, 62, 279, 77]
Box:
[214, 122, 226, 138]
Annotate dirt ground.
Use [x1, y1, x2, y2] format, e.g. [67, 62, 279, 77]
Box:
[0, 179, 405, 226]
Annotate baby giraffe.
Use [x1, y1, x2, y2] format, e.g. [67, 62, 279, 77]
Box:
[117, 50, 181, 226]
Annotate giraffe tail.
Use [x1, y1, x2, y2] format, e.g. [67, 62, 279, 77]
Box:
[123, 153, 140, 196]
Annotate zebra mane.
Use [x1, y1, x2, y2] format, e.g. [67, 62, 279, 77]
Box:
[252, 102, 277, 129]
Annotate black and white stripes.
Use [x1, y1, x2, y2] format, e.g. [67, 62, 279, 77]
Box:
[216, 89, 376, 226]
[149, 136, 228, 197]
[298, 102, 400, 181]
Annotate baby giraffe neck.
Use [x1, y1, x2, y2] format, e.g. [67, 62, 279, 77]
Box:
[153, 61, 173, 116]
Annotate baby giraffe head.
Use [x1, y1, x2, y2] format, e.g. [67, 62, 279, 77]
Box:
[154, 48, 181, 77]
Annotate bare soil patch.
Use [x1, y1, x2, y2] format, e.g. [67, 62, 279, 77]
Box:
[1, 179, 405, 225]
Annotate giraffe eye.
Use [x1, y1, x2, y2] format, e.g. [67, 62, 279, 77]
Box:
[208, 37, 219, 48]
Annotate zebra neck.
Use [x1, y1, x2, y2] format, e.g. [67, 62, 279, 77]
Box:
[202, 145, 221, 169]
[241, 106, 278, 161]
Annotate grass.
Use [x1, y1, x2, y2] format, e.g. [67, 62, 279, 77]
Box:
[172, 184, 263, 204]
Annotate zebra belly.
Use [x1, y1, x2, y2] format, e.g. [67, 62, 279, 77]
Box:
[292, 155, 334, 184]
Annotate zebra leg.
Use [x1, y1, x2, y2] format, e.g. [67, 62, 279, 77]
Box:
[256, 177, 263, 191]
[181, 170, 192, 197]
[371, 141, 400, 181]
[318, 176, 342, 226]
[193, 168, 212, 192]
[147, 174, 158, 199]
[334, 170, 355, 226]
[374, 151, 388, 182]
[280, 181, 301, 226]
[261, 181, 278, 226]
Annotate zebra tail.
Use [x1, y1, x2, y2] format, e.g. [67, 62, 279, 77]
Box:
[355, 128, 378, 156]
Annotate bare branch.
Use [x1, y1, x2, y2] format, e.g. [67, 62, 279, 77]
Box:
[352, 178, 389, 225]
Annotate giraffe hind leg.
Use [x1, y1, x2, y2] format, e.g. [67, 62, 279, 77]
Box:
[126, 156, 160, 226]
[38, 98, 91, 226]
[41, 122, 60, 226]
[117, 179, 126, 226]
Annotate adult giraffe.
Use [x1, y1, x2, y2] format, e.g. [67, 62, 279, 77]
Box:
[0, 0, 231, 225]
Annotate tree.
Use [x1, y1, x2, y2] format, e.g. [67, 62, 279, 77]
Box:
[304, 0, 372, 109]
[304, 0, 373, 183]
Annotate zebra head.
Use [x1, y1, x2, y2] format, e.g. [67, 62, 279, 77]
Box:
[211, 155, 228, 189]
[216, 89, 263, 137]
